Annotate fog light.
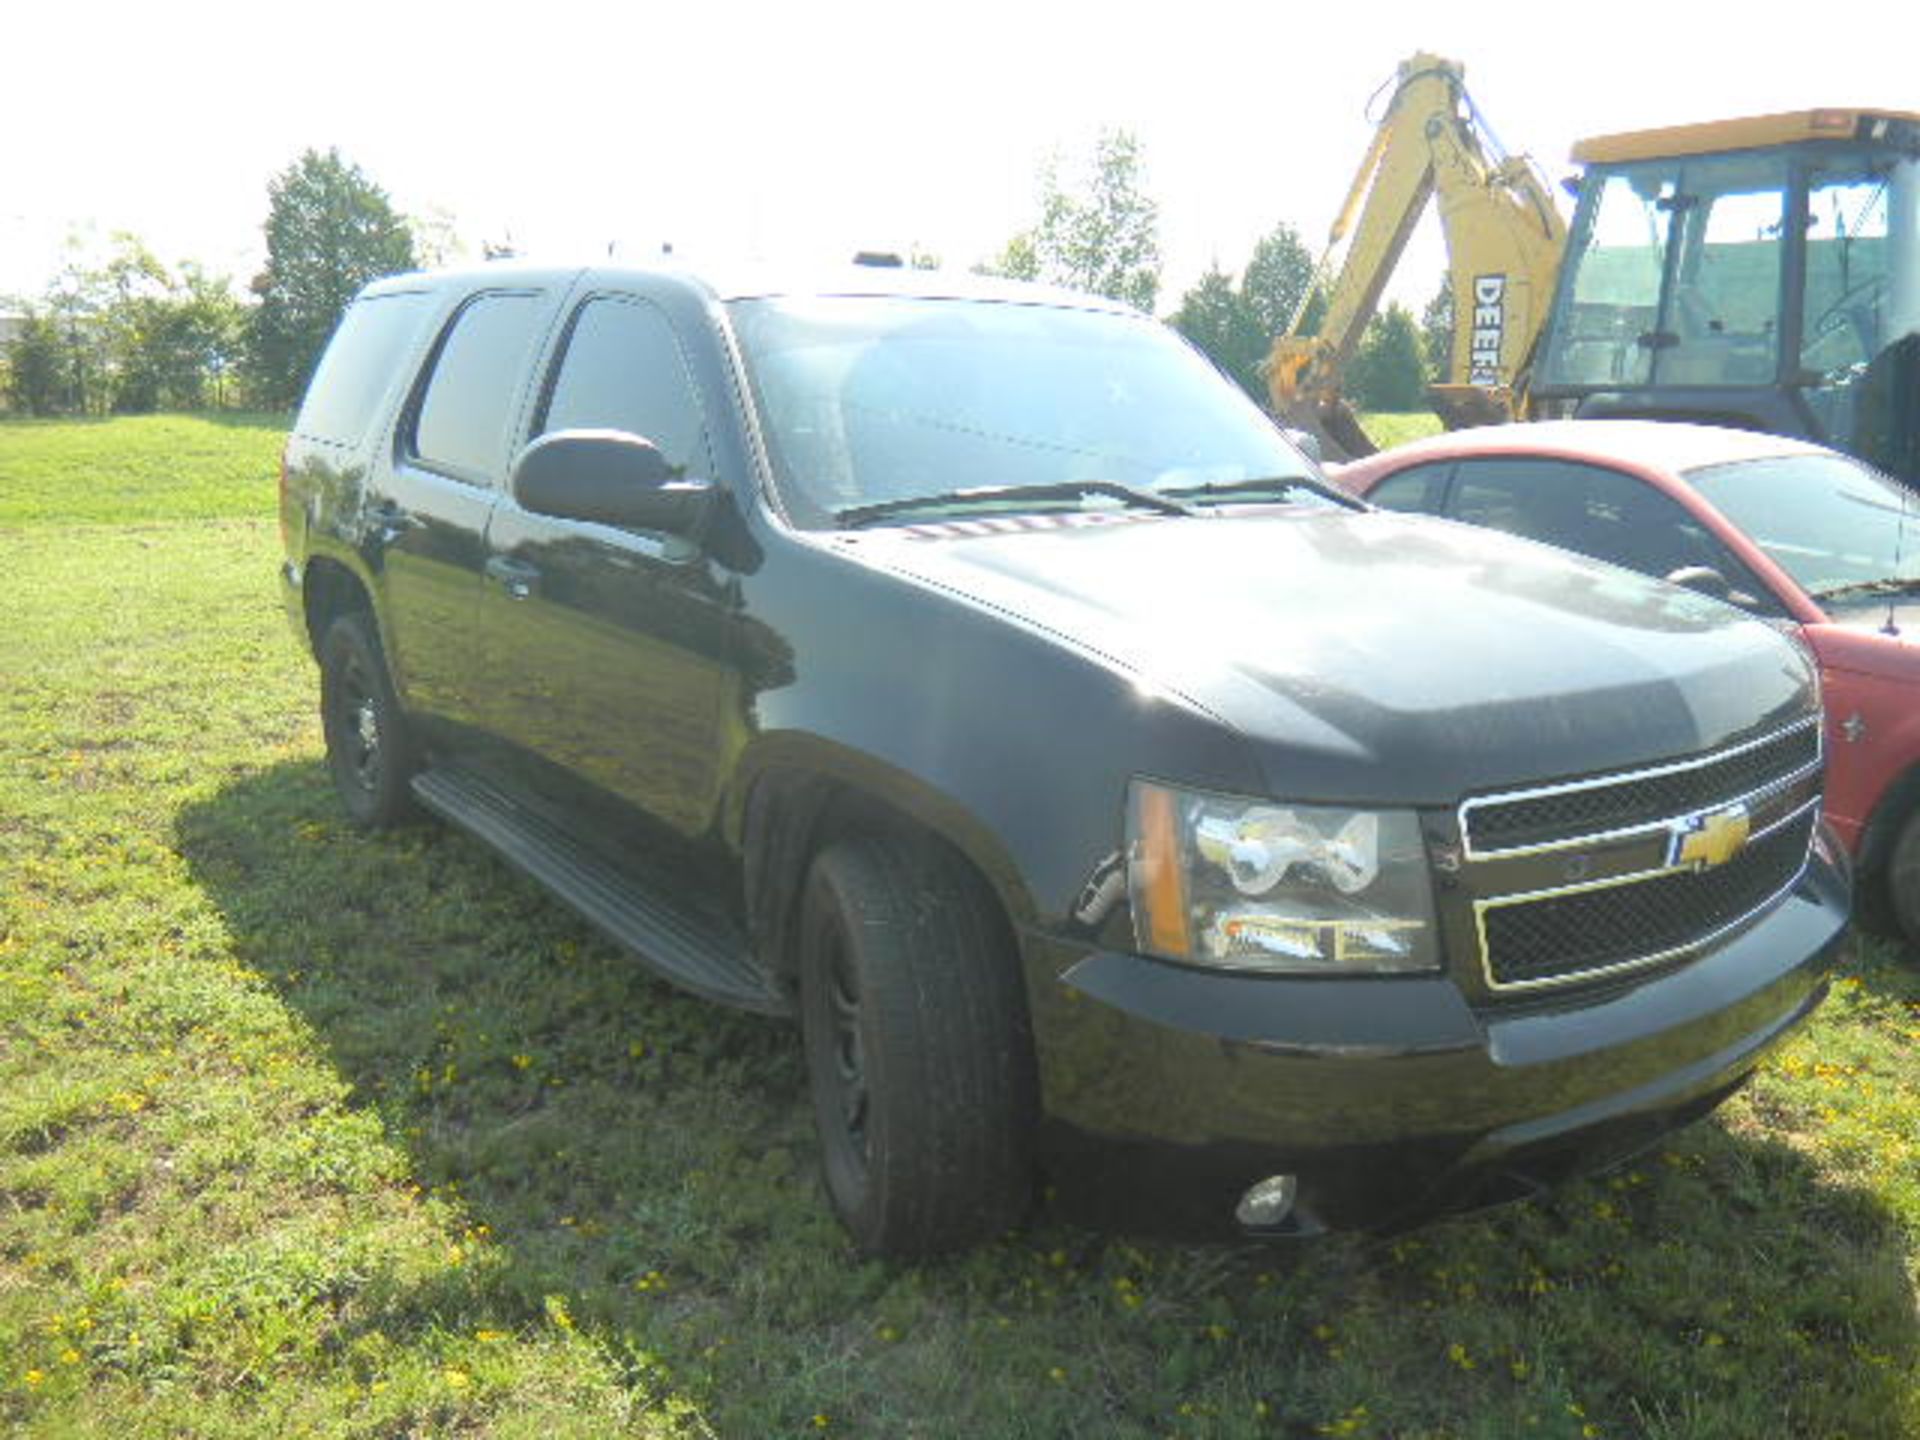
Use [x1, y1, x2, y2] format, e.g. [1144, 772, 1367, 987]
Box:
[1235, 1174, 1299, 1229]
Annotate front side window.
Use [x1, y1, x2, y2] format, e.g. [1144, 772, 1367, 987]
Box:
[728, 296, 1318, 526]
[536, 295, 709, 478]
[1447, 456, 1776, 608]
[411, 291, 548, 483]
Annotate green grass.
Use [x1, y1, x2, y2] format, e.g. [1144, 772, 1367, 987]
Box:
[0, 412, 288, 525]
[1357, 412, 1446, 451]
[2, 413, 1918, 1437]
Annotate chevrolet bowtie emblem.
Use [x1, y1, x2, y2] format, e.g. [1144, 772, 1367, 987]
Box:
[1668, 804, 1751, 871]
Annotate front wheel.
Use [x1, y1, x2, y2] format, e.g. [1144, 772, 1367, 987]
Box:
[798, 836, 1036, 1256]
[318, 611, 417, 830]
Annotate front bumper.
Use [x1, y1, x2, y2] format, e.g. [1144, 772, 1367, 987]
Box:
[1024, 842, 1848, 1239]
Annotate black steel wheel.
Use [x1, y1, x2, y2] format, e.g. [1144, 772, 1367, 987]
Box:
[797, 835, 1036, 1256]
[318, 611, 417, 829]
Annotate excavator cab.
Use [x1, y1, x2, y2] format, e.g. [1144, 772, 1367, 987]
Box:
[1533, 110, 1920, 483]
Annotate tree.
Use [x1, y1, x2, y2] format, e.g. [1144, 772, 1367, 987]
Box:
[1240, 222, 1318, 342]
[3, 311, 67, 415]
[1170, 265, 1267, 401]
[1347, 303, 1427, 411]
[986, 130, 1161, 311]
[111, 261, 246, 412]
[248, 149, 416, 406]
[1420, 274, 1453, 382]
[1169, 221, 1320, 404]
[4, 232, 249, 415]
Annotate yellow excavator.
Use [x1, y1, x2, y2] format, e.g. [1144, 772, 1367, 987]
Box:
[1276, 55, 1920, 483]
[1269, 53, 1567, 460]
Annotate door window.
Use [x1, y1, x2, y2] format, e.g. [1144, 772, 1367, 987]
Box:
[1447, 456, 1776, 610]
[411, 291, 549, 483]
[537, 296, 710, 478]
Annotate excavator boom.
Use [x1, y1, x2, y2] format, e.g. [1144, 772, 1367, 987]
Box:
[1270, 54, 1567, 459]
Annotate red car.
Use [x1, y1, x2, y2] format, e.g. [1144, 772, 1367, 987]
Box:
[1338, 419, 1920, 945]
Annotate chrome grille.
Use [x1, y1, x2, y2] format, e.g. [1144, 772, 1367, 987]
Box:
[1461, 720, 1821, 857]
[1462, 719, 1822, 993]
[1480, 809, 1817, 990]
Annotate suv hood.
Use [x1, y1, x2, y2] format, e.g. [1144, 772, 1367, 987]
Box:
[856, 509, 1815, 804]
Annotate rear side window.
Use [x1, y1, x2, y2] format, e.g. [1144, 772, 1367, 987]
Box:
[411, 291, 549, 483]
[293, 291, 433, 446]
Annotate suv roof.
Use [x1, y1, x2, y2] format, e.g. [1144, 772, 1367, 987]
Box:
[359, 259, 1138, 314]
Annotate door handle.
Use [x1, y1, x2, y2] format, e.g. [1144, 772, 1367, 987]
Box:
[366, 500, 420, 546]
[485, 555, 541, 601]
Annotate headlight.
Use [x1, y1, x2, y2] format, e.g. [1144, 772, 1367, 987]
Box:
[1126, 779, 1439, 973]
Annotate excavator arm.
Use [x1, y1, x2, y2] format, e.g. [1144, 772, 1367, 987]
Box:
[1270, 54, 1567, 459]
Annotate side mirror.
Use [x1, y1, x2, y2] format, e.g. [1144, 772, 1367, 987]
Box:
[510, 429, 713, 535]
[1283, 427, 1324, 464]
[1664, 565, 1733, 601]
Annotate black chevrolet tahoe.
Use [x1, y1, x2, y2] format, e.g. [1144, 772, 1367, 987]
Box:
[279, 260, 1850, 1255]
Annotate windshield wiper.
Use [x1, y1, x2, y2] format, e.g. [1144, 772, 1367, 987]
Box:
[1811, 576, 1920, 602]
[833, 480, 1196, 528]
[1159, 475, 1359, 509]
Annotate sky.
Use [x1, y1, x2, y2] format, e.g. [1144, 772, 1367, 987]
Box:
[4, 0, 1918, 317]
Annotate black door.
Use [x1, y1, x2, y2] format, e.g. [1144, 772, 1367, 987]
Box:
[475, 291, 740, 837]
[372, 287, 563, 734]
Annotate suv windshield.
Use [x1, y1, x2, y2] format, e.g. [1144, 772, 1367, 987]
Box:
[1687, 451, 1920, 601]
[728, 295, 1320, 527]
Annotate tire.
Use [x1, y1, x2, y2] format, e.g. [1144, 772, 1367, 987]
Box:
[797, 835, 1037, 1256]
[1888, 808, 1920, 955]
[318, 611, 417, 830]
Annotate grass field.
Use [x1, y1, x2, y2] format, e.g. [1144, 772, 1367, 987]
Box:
[1, 413, 1917, 1438]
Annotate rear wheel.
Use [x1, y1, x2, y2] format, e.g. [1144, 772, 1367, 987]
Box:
[797, 835, 1036, 1256]
[319, 611, 417, 829]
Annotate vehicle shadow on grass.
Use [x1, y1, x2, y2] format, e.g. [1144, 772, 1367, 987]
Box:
[175, 761, 1920, 1438]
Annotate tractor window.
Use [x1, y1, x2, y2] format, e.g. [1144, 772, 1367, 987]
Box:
[1803, 162, 1895, 375]
[1666, 181, 1783, 386]
[1541, 154, 1788, 391]
[1798, 152, 1920, 461]
[1537, 169, 1668, 389]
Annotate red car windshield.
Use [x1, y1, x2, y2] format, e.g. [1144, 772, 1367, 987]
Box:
[1687, 453, 1920, 601]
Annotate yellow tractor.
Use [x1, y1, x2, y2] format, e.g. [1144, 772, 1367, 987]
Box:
[1276, 54, 1920, 484]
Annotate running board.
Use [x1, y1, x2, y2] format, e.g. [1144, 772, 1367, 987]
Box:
[412, 767, 787, 1016]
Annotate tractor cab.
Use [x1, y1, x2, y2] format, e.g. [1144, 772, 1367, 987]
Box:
[1532, 109, 1920, 483]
